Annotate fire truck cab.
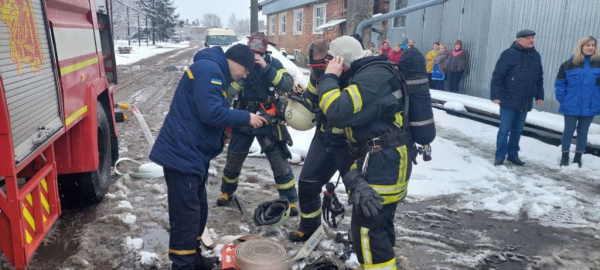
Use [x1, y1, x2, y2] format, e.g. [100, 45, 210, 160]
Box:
[0, 0, 118, 268]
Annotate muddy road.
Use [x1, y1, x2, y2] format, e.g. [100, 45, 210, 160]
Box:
[10, 42, 600, 270]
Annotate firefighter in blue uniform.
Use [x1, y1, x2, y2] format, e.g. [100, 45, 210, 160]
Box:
[150, 44, 267, 270]
[287, 40, 355, 242]
[217, 33, 299, 215]
[318, 36, 435, 269]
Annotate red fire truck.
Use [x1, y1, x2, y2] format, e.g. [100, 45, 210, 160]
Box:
[0, 0, 118, 268]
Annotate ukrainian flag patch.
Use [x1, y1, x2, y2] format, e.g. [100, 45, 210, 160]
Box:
[211, 79, 223, 85]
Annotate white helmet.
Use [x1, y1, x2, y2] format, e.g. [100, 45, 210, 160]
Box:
[285, 96, 316, 131]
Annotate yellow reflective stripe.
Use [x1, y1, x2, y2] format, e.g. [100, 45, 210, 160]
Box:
[397, 146, 408, 187]
[363, 258, 397, 269]
[380, 190, 407, 205]
[276, 178, 296, 190]
[319, 125, 325, 133]
[393, 111, 403, 128]
[60, 57, 98, 75]
[185, 68, 194, 79]
[332, 127, 344, 134]
[169, 249, 196, 255]
[301, 208, 322, 219]
[25, 230, 32, 244]
[222, 91, 227, 98]
[307, 81, 318, 95]
[277, 125, 283, 141]
[345, 85, 363, 113]
[22, 207, 35, 232]
[370, 183, 407, 194]
[271, 68, 287, 85]
[345, 127, 357, 143]
[40, 193, 50, 215]
[65, 106, 88, 126]
[232, 81, 243, 90]
[319, 89, 340, 115]
[26, 194, 32, 206]
[41, 179, 48, 193]
[211, 79, 222, 85]
[222, 175, 238, 184]
[361, 227, 372, 265]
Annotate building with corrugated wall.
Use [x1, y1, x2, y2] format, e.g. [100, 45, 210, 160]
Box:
[387, 0, 600, 122]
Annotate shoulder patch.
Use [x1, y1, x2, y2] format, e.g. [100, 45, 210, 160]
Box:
[211, 79, 223, 85]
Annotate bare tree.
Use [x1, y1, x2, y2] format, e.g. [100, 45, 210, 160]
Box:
[235, 18, 250, 36]
[201, 13, 223, 28]
[227, 13, 237, 30]
[346, 0, 374, 48]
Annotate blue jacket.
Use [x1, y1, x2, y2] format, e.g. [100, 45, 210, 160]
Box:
[555, 56, 600, 116]
[490, 42, 544, 112]
[150, 47, 250, 176]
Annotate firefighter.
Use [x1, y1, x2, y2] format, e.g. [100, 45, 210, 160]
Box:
[150, 44, 267, 270]
[287, 40, 355, 242]
[217, 32, 299, 215]
[318, 36, 435, 269]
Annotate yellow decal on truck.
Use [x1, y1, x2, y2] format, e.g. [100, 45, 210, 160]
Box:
[0, 0, 45, 76]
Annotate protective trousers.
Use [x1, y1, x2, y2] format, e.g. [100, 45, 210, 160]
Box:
[350, 146, 412, 269]
[297, 134, 353, 235]
[221, 130, 298, 203]
[164, 167, 208, 270]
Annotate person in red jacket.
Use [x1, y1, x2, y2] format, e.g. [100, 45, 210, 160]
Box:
[388, 43, 403, 64]
[379, 39, 391, 55]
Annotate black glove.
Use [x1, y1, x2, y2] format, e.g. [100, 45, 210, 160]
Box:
[343, 170, 384, 217]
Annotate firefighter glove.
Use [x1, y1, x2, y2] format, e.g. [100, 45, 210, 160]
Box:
[343, 170, 384, 217]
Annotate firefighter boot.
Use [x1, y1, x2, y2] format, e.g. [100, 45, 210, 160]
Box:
[290, 203, 299, 216]
[194, 252, 219, 270]
[288, 230, 310, 242]
[216, 193, 233, 206]
[573, 153, 582, 168]
[560, 152, 569, 166]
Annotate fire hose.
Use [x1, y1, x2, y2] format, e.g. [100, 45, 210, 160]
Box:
[113, 104, 164, 178]
[201, 225, 329, 270]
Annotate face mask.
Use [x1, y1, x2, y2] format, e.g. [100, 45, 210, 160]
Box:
[249, 38, 267, 54]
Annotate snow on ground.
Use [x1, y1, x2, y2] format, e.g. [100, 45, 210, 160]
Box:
[431, 90, 600, 145]
[412, 108, 600, 228]
[114, 40, 191, 65]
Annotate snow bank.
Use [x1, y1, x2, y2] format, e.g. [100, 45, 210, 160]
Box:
[114, 40, 191, 66]
[430, 90, 600, 145]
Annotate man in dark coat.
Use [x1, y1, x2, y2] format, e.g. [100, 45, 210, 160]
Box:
[150, 44, 267, 270]
[490, 29, 544, 166]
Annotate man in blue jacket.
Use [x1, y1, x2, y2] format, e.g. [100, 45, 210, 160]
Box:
[490, 29, 544, 166]
[150, 44, 267, 270]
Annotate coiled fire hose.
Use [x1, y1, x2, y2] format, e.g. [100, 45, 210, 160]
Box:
[201, 225, 329, 270]
[114, 104, 164, 178]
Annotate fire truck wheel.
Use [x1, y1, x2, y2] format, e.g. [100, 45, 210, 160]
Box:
[84, 101, 112, 203]
[58, 101, 112, 207]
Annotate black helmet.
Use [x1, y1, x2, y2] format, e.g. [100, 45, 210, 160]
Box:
[253, 199, 290, 226]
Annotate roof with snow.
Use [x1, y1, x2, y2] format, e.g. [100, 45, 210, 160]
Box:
[315, 18, 346, 31]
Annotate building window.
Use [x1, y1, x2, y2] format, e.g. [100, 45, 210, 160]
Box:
[393, 0, 408, 28]
[294, 9, 303, 34]
[279, 13, 287, 35]
[313, 4, 326, 33]
[269, 16, 275, 36]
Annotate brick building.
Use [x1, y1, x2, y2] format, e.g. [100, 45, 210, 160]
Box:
[259, 0, 391, 66]
[259, 0, 346, 66]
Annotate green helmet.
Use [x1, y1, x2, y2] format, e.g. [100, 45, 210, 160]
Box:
[253, 199, 291, 226]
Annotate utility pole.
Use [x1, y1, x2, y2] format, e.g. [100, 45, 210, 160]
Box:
[346, 0, 374, 48]
[250, 0, 258, 34]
